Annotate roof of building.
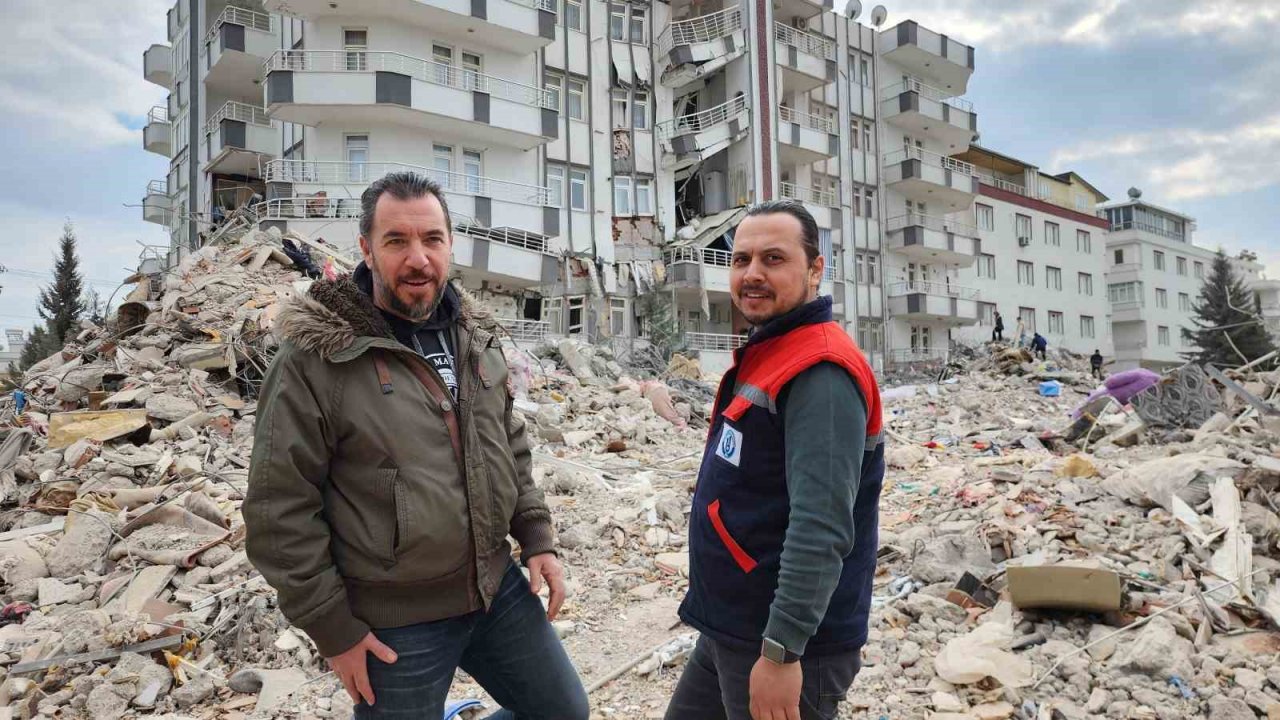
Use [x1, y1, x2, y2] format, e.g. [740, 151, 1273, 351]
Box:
[1097, 197, 1197, 224]
[1051, 171, 1109, 202]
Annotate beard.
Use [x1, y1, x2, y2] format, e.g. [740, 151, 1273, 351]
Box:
[371, 263, 443, 321]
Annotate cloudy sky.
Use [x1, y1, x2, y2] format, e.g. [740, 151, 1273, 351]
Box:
[1, 0, 1278, 337]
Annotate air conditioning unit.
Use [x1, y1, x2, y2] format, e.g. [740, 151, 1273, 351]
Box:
[1017, 236, 1031, 247]
[792, 16, 808, 30]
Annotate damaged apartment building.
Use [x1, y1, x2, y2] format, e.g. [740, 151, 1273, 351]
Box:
[140, 0, 1005, 372]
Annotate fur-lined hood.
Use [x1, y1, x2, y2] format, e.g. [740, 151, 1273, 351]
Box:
[276, 272, 501, 361]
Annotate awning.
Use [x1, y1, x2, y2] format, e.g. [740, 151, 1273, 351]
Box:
[612, 53, 634, 87]
[634, 49, 651, 86]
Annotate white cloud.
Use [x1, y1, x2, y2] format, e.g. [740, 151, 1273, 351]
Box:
[0, 0, 169, 149]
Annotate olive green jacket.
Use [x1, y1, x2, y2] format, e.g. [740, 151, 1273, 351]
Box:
[245, 276, 554, 657]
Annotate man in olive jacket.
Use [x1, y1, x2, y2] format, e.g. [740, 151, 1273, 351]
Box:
[245, 172, 588, 718]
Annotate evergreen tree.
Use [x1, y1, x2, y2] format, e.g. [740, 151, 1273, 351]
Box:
[1182, 250, 1277, 367]
[15, 325, 54, 373]
[38, 222, 87, 345]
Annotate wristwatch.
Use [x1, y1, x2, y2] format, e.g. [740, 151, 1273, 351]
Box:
[761, 637, 801, 665]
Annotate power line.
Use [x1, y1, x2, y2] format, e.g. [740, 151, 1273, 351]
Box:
[1, 266, 125, 286]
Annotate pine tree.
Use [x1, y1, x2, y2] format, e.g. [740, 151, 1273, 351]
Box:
[38, 222, 87, 345]
[1182, 250, 1277, 367]
[15, 325, 54, 373]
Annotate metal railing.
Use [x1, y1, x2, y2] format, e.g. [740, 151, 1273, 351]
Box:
[881, 78, 973, 112]
[976, 174, 1027, 195]
[822, 264, 839, 282]
[774, 22, 835, 60]
[656, 7, 742, 54]
[1108, 220, 1187, 241]
[146, 179, 169, 195]
[147, 105, 170, 124]
[499, 319, 550, 343]
[264, 159, 552, 206]
[685, 332, 747, 352]
[206, 100, 271, 129]
[888, 348, 949, 363]
[664, 246, 732, 268]
[205, 5, 273, 47]
[780, 182, 837, 208]
[884, 146, 977, 176]
[656, 95, 749, 138]
[265, 50, 555, 109]
[254, 197, 363, 221]
[887, 280, 980, 300]
[885, 213, 978, 237]
[453, 217, 551, 254]
[779, 106, 834, 133]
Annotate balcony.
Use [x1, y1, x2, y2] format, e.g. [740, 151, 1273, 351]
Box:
[143, 106, 171, 156]
[262, 0, 554, 54]
[774, 22, 835, 93]
[779, 182, 837, 208]
[976, 173, 1028, 197]
[1109, 299, 1145, 323]
[778, 107, 837, 165]
[883, 147, 979, 210]
[203, 101, 277, 176]
[499, 319, 551, 344]
[656, 96, 750, 171]
[265, 50, 557, 150]
[880, 20, 974, 95]
[885, 213, 978, 266]
[881, 79, 976, 151]
[774, 0, 831, 22]
[685, 332, 747, 352]
[887, 280, 980, 325]
[888, 347, 949, 365]
[263, 159, 557, 237]
[143, 180, 171, 225]
[664, 246, 732, 294]
[203, 6, 278, 94]
[143, 44, 173, 87]
[657, 7, 746, 86]
[1108, 262, 1144, 283]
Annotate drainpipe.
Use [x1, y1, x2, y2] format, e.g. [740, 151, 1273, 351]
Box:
[187, 0, 200, 251]
[871, 20, 889, 369]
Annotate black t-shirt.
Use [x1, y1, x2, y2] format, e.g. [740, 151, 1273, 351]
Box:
[354, 263, 461, 400]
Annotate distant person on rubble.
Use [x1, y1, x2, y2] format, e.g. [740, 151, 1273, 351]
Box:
[245, 172, 587, 719]
[992, 310, 1004, 342]
[1032, 332, 1048, 360]
[1091, 349, 1104, 379]
[665, 200, 883, 720]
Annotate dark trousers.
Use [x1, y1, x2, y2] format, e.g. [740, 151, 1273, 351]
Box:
[992, 328, 1003, 341]
[664, 635, 860, 720]
[1091, 365, 1103, 379]
[1035, 347, 1046, 360]
[355, 562, 588, 719]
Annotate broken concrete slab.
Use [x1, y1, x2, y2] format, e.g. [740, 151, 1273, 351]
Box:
[44, 509, 115, 578]
[228, 667, 308, 713]
[46, 409, 149, 450]
[145, 394, 200, 423]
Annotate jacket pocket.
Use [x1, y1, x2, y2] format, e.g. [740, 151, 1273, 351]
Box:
[707, 499, 757, 573]
[376, 467, 400, 567]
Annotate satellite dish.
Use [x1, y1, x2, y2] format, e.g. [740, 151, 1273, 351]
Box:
[844, 0, 862, 20]
[870, 4, 887, 26]
[1128, 187, 1142, 200]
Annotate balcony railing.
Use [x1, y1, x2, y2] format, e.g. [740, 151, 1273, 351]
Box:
[147, 105, 170, 124]
[205, 5, 273, 47]
[822, 264, 838, 282]
[885, 213, 978, 237]
[887, 280, 980, 300]
[499, 319, 551, 343]
[1109, 220, 1186, 241]
[774, 22, 835, 60]
[656, 95, 749, 138]
[266, 50, 556, 109]
[977, 174, 1027, 196]
[778, 106, 834, 133]
[780, 182, 837, 208]
[889, 348, 949, 363]
[147, 179, 169, 195]
[881, 78, 973, 112]
[264, 159, 552, 206]
[884, 147, 977, 176]
[452, 215, 551, 254]
[254, 197, 363, 221]
[656, 7, 742, 55]
[685, 332, 747, 352]
[664, 246, 732, 268]
[1110, 262, 1144, 274]
[206, 100, 271, 130]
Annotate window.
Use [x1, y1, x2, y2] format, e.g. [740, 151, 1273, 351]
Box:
[850, 118, 860, 149]
[1077, 230, 1092, 253]
[633, 91, 649, 130]
[545, 72, 563, 113]
[567, 296, 586, 335]
[1114, 248, 1124, 265]
[610, 10, 625, 40]
[1177, 256, 1187, 276]
[1038, 178, 1051, 199]
[1078, 272, 1093, 296]
[979, 302, 996, 326]
[564, 0, 582, 30]
[344, 133, 368, 182]
[635, 178, 653, 215]
[856, 319, 883, 351]
[1045, 221, 1060, 246]
[860, 58, 870, 86]
[343, 28, 367, 71]
[1016, 214, 1032, 242]
[1074, 195, 1090, 211]
[1156, 288, 1168, 308]
[432, 143, 454, 180]
[1080, 315, 1095, 338]
[569, 168, 587, 210]
[1194, 261, 1205, 279]
[610, 298, 628, 336]
[863, 188, 875, 218]
[1154, 250, 1166, 270]
[630, 8, 646, 43]
[546, 165, 565, 207]
[611, 90, 628, 128]
[1179, 292, 1191, 312]
[461, 52, 482, 91]
[976, 204, 994, 231]
[855, 252, 878, 284]
[463, 149, 482, 193]
[1046, 266, 1062, 291]
[613, 176, 633, 215]
[977, 253, 995, 279]
[1019, 307, 1036, 332]
[1109, 281, 1143, 304]
[1048, 311, 1064, 335]
[910, 325, 932, 351]
[1017, 260, 1034, 286]
[1158, 326, 1170, 346]
[566, 79, 585, 120]
[545, 297, 563, 333]
[862, 122, 872, 152]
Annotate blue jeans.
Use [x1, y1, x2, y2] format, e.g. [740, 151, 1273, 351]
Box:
[354, 562, 589, 719]
[663, 636, 860, 720]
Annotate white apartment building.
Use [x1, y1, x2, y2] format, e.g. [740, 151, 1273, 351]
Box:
[0, 329, 26, 377]
[943, 146, 1113, 357]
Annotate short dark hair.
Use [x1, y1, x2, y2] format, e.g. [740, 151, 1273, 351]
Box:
[743, 199, 820, 264]
[359, 171, 452, 240]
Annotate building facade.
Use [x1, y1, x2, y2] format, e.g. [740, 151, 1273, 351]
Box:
[0, 329, 26, 377]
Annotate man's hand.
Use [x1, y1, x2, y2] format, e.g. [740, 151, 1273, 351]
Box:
[327, 632, 397, 706]
[749, 655, 802, 720]
[526, 554, 566, 620]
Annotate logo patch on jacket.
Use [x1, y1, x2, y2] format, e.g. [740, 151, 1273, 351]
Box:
[716, 424, 743, 466]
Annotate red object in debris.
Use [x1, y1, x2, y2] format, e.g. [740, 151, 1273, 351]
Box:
[0, 602, 32, 626]
[972, 441, 991, 450]
[322, 257, 337, 281]
[923, 441, 942, 449]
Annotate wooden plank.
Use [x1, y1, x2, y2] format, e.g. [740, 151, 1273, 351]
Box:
[8, 634, 185, 675]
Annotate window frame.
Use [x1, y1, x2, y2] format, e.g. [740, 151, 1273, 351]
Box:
[635, 177, 653, 215]
[1017, 260, 1034, 286]
[566, 78, 585, 120]
[569, 168, 588, 211]
[1046, 265, 1062, 291]
[632, 90, 649, 130]
[629, 8, 646, 43]
[976, 204, 994, 231]
[1045, 221, 1060, 246]
[1077, 272, 1093, 296]
[544, 71, 564, 113]
[564, 0, 582, 31]
[1048, 311, 1064, 335]
[613, 176, 633, 215]
[977, 253, 996, 279]
[1076, 229, 1091, 253]
[1081, 315, 1095, 338]
[546, 164, 565, 208]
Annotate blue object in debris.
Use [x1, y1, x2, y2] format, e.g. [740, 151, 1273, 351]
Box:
[12, 390, 25, 414]
[1168, 675, 1195, 699]
[444, 699, 485, 719]
[1038, 381, 1062, 397]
